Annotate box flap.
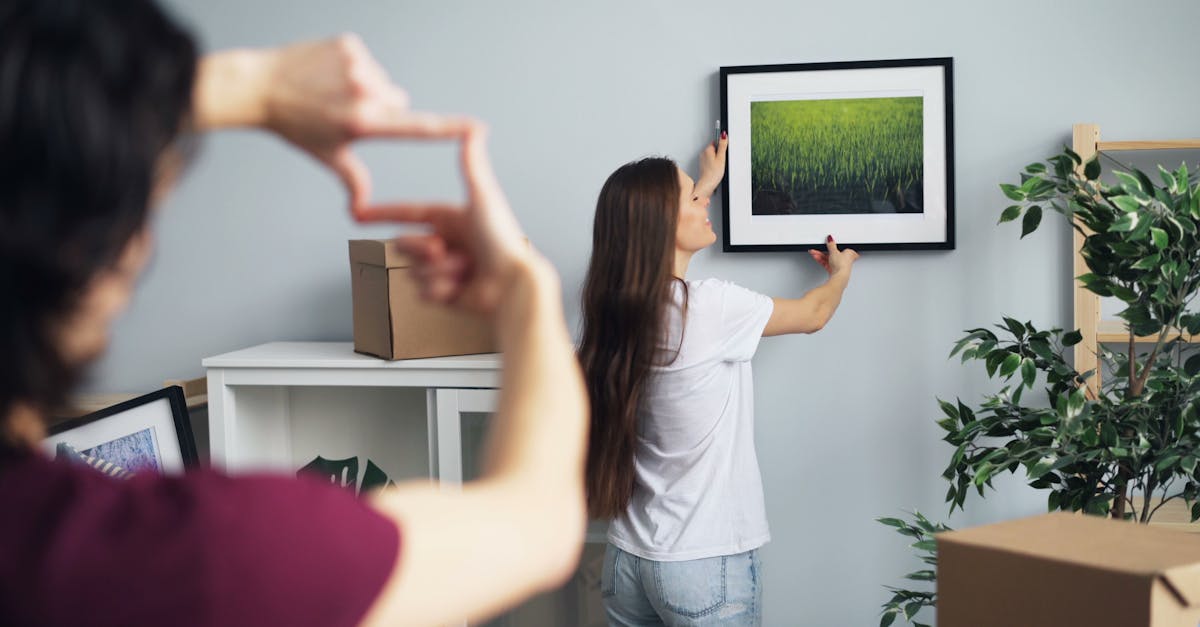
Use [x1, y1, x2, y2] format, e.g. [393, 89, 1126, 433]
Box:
[1163, 561, 1200, 607]
[938, 512, 1200, 578]
[348, 239, 412, 268]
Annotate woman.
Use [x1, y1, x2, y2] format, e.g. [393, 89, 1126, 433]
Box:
[0, 1, 587, 626]
[579, 136, 859, 626]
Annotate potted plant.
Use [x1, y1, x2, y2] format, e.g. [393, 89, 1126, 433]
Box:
[878, 149, 1200, 626]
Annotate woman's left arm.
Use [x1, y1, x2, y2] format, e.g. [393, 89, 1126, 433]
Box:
[191, 35, 473, 218]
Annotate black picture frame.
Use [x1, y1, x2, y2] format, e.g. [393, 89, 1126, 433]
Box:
[720, 57, 955, 252]
[46, 386, 199, 473]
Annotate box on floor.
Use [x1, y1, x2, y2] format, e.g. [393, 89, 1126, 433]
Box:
[938, 511, 1200, 627]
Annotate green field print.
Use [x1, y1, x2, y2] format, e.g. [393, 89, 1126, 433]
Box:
[750, 96, 923, 215]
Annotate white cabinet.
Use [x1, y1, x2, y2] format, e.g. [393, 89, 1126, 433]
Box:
[203, 341, 607, 626]
[203, 342, 500, 486]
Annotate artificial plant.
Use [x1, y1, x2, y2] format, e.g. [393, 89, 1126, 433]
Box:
[879, 148, 1200, 626]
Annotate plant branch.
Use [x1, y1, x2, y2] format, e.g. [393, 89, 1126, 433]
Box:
[1148, 491, 1185, 522]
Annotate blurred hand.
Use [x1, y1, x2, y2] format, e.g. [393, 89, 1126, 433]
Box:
[257, 34, 474, 219]
[808, 236, 859, 276]
[378, 125, 533, 314]
[694, 132, 728, 197]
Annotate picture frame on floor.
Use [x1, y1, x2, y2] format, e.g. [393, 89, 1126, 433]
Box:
[43, 386, 197, 476]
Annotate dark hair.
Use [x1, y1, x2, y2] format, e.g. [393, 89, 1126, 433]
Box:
[0, 0, 198, 427]
[578, 157, 686, 519]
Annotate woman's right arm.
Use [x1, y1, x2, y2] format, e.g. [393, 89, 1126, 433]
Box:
[358, 129, 588, 627]
[763, 237, 859, 336]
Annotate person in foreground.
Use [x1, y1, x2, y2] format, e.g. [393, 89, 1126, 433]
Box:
[0, 1, 587, 626]
[578, 135, 859, 626]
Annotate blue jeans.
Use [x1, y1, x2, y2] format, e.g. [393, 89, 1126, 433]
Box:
[601, 544, 762, 626]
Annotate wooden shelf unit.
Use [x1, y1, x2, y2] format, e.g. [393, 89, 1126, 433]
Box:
[1073, 125, 1200, 391]
[1096, 320, 1199, 345]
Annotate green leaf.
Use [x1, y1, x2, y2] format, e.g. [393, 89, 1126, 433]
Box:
[1067, 388, 1085, 419]
[1151, 227, 1169, 250]
[1026, 162, 1047, 174]
[1110, 212, 1139, 232]
[1000, 352, 1022, 378]
[880, 611, 897, 627]
[999, 205, 1022, 224]
[912, 539, 937, 552]
[1132, 253, 1161, 271]
[1101, 422, 1119, 447]
[1000, 183, 1026, 201]
[1115, 170, 1146, 194]
[1157, 455, 1181, 473]
[1021, 205, 1043, 238]
[904, 601, 923, 620]
[1021, 357, 1036, 388]
[1062, 329, 1083, 346]
[1111, 195, 1140, 213]
[1083, 157, 1101, 180]
[877, 517, 907, 528]
[938, 399, 959, 422]
[1185, 354, 1200, 377]
[1110, 283, 1138, 302]
[1160, 165, 1180, 192]
[1183, 314, 1200, 335]
[904, 570, 937, 582]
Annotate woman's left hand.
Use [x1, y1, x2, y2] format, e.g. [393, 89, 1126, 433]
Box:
[694, 132, 728, 197]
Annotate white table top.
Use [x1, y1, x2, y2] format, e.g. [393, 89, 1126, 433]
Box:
[203, 342, 503, 370]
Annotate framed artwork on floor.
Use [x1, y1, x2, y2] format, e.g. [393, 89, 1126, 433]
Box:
[720, 57, 955, 251]
[44, 386, 197, 476]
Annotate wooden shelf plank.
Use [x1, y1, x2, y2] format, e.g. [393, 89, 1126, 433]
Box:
[1098, 139, 1200, 151]
[1098, 319, 1199, 344]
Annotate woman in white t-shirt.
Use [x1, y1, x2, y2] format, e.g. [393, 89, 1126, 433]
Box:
[577, 134, 859, 626]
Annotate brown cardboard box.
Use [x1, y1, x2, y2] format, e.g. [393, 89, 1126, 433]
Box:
[349, 240, 496, 360]
[938, 512, 1200, 626]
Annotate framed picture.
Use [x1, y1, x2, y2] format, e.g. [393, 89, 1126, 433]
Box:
[43, 386, 198, 475]
[720, 57, 954, 251]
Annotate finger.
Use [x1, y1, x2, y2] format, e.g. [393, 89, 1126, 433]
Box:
[424, 273, 463, 304]
[462, 124, 503, 203]
[355, 201, 465, 224]
[393, 234, 447, 263]
[357, 107, 475, 140]
[328, 148, 371, 217]
[825, 235, 840, 255]
[717, 134, 728, 158]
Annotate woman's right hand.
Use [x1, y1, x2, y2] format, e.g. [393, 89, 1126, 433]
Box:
[374, 124, 538, 315]
[808, 235, 859, 276]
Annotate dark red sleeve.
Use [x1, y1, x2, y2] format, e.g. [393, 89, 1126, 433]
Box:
[0, 455, 400, 627]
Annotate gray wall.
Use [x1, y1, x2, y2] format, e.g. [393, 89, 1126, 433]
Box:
[93, 0, 1200, 623]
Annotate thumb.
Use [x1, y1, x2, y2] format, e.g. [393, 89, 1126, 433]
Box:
[717, 135, 728, 159]
[328, 147, 372, 221]
[825, 234, 840, 255]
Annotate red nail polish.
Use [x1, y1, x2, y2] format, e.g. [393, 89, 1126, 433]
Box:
[826, 235, 833, 243]
[721, 130, 727, 139]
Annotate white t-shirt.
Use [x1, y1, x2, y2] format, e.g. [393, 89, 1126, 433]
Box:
[607, 278, 775, 561]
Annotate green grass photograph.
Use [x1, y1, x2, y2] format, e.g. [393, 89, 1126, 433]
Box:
[750, 96, 923, 215]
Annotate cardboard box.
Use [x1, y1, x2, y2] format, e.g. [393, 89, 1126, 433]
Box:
[349, 240, 496, 360]
[938, 512, 1200, 626]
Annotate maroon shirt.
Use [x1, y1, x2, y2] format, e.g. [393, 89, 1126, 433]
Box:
[0, 448, 399, 627]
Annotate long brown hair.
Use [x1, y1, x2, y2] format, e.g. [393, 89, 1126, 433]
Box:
[578, 157, 685, 519]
